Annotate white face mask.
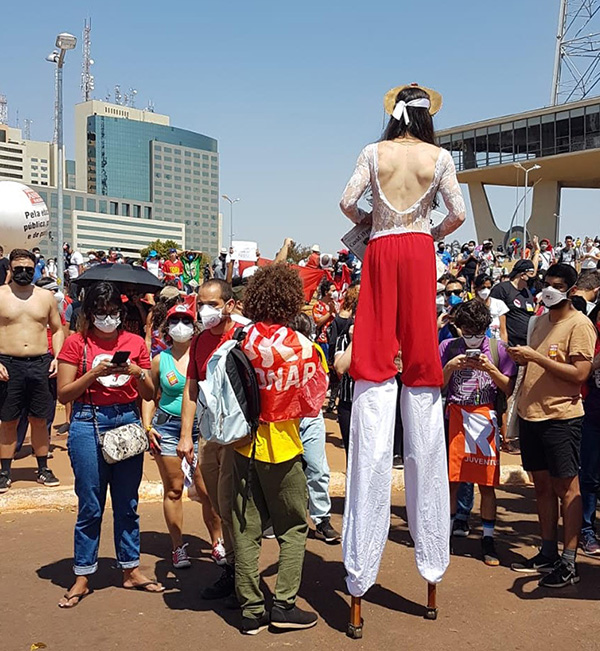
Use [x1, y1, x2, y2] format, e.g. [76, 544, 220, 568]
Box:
[94, 314, 121, 333]
[199, 304, 223, 330]
[169, 321, 194, 343]
[541, 285, 570, 309]
[477, 288, 491, 300]
[463, 334, 485, 349]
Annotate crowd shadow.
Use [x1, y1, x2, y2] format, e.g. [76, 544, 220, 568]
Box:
[325, 430, 345, 450]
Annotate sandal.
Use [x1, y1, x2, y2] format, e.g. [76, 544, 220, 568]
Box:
[124, 581, 165, 593]
[58, 591, 90, 608]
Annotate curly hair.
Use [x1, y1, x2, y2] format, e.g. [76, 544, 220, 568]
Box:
[151, 294, 181, 331]
[244, 263, 304, 325]
[453, 299, 492, 333]
[342, 285, 360, 314]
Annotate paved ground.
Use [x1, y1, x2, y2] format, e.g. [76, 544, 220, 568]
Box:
[3, 486, 600, 651]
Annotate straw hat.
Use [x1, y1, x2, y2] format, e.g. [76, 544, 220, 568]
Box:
[383, 83, 443, 116]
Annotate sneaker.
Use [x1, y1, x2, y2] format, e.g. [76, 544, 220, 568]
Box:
[211, 538, 227, 565]
[172, 543, 192, 569]
[201, 564, 235, 600]
[270, 604, 318, 630]
[262, 525, 276, 539]
[452, 519, 470, 537]
[315, 518, 341, 544]
[393, 455, 404, 469]
[538, 560, 580, 588]
[37, 467, 60, 487]
[580, 535, 600, 557]
[481, 536, 500, 566]
[0, 470, 11, 493]
[241, 611, 270, 635]
[510, 551, 558, 574]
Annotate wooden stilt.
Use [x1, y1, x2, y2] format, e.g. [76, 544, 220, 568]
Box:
[346, 596, 363, 639]
[425, 582, 438, 620]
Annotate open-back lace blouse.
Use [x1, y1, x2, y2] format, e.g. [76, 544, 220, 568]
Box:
[340, 143, 466, 241]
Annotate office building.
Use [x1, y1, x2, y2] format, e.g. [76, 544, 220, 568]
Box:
[0, 124, 56, 187]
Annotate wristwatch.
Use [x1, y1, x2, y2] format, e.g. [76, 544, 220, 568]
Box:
[138, 370, 147, 381]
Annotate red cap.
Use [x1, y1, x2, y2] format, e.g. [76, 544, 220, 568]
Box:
[166, 303, 196, 321]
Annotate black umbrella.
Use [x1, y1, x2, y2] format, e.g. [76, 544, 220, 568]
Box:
[72, 263, 163, 294]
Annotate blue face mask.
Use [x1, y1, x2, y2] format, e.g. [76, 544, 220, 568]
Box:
[448, 294, 463, 307]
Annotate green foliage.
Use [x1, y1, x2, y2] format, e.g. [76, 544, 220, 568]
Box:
[286, 241, 312, 265]
[139, 239, 180, 259]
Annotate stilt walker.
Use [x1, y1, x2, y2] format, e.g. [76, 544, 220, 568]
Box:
[339, 83, 466, 638]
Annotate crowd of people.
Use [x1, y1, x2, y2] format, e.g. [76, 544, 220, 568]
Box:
[0, 82, 599, 637]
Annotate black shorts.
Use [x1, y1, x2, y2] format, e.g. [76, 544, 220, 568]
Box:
[519, 416, 583, 478]
[0, 354, 55, 422]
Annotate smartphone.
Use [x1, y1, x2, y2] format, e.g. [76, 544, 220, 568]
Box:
[110, 350, 130, 365]
[466, 349, 481, 359]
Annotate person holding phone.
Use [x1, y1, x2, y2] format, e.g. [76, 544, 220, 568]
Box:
[439, 300, 516, 566]
[56, 281, 162, 608]
[142, 303, 224, 570]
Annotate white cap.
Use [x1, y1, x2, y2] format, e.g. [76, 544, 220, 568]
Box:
[220, 247, 228, 255]
[311, 244, 320, 253]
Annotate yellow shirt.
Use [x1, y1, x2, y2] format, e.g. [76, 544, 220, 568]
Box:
[235, 419, 303, 463]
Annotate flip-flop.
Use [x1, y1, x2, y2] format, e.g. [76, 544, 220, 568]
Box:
[124, 581, 165, 593]
[58, 591, 89, 609]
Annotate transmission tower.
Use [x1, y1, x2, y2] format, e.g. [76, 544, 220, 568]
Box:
[81, 18, 95, 101]
[551, 0, 600, 104]
[0, 95, 7, 125]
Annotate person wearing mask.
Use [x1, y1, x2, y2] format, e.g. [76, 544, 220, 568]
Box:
[437, 241, 452, 268]
[475, 240, 495, 277]
[0, 245, 10, 285]
[438, 278, 465, 343]
[581, 238, 600, 270]
[31, 247, 47, 283]
[142, 303, 224, 569]
[56, 281, 163, 607]
[489, 259, 536, 346]
[558, 235, 580, 269]
[143, 250, 163, 279]
[0, 249, 64, 491]
[211, 248, 229, 280]
[440, 300, 516, 566]
[571, 270, 600, 316]
[458, 241, 478, 291]
[163, 249, 184, 288]
[145, 286, 182, 357]
[538, 239, 554, 272]
[509, 264, 596, 587]
[179, 279, 238, 600]
[473, 274, 509, 341]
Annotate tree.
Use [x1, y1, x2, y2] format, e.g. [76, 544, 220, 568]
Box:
[139, 239, 180, 260]
[286, 241, 312, 265]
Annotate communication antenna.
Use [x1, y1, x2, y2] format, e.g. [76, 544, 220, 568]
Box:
[129, 88, 138, 108]
[0, 95, 7, 125]
[114, 85, 122, 105]
[24, 119, 32, 140]
[551, 0, 600, 104]
[105, 89, 111, 103]
[81, 18, 95, 101]
[146, 99, 155, 113]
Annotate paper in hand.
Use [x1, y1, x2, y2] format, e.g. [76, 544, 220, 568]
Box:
[181, 453, 198, 489]
[341, 222, 371, 261]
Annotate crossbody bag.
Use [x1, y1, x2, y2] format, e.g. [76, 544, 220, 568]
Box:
[83, 343, 148, 464]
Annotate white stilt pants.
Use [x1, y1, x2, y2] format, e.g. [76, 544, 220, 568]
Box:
[342, 379, 450, 597]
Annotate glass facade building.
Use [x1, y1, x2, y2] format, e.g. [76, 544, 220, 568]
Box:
[438, 100, 600, 172]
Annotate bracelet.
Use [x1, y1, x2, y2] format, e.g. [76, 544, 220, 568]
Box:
[144, 425, 153, 433]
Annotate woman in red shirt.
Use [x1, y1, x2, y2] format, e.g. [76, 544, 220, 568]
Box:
[56, 281, 163, 608]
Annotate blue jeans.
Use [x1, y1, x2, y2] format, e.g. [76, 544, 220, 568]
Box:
[300, 414, 331, 525]
[455, 483, 474, 522]
[68, 402, 144, 576]
[580, 415, 600, 539]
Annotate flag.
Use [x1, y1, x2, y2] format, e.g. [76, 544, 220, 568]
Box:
[448, 403, 500, 486]
[242, 323, 328, 422]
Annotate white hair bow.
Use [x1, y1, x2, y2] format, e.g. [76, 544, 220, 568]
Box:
[392, 97, 431, 124]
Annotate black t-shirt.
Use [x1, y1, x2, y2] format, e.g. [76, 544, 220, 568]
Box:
[489, 281, 535, 346]
[0, 258, 9, 285]
[462, 253, 478, 277]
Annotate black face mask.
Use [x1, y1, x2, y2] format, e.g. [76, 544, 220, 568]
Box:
[13, 268, 34, 286]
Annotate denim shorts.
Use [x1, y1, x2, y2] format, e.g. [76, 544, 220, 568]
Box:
[152, 407, 198, 457]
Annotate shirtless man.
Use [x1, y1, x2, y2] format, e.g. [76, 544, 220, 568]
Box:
[0, 249, 64, 491]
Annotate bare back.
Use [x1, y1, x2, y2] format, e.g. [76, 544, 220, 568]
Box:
[376, 140, 441, 213]
[0, 285, 56, 356]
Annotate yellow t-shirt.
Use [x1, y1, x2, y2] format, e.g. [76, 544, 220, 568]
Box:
[235, 419, 303, 463]
[518, 309, 597, 421]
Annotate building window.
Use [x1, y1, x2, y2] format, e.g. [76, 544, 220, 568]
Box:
[122, 203, 130, 216]
[133, 205, 141, 218]
[99, 200, 107, 213]
[75, 197, 84, 211]
[110, 201, 118, 215]
[144, 206, 152, 219]
[86, 198, 96, 212]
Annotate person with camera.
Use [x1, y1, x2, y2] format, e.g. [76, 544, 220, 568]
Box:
[56, 281, 162, 608]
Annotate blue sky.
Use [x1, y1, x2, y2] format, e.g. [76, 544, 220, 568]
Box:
[2, 0, 596, 255]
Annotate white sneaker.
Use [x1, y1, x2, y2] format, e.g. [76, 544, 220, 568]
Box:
[211, 539, 227, 565]
[172, 543, 192, 569]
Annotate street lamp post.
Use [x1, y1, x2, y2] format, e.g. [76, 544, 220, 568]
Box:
[221, 194, 240, 248]
[46, 32, 77, 286]
[513, 162, 541, 258]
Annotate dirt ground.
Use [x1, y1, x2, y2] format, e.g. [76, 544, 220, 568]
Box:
[2, 485, 600, 651]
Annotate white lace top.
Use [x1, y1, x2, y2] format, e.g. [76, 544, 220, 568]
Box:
[339, 143, 466, 241]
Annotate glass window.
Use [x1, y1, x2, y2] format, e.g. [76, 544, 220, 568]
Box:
[500, 122, 513, 163]
[570, 107, 585, 150]
[122, 203, 130, 216]
[487, 125, 500, 165]
[556, 111, 570, 153]
[86, 198, 96, 212]
[526, 117, 541, 159]
[144, 206, 152, 219]
[64, 195, 71, 209]
[110, 201, 118, 215]
[541, 113, 555, 156]
[585, 104, 600, 147]
[99, 200, 107, 213]
[75, 196, 84, 211]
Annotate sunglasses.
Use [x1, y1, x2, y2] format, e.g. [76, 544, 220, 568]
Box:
[170, 317, 194, 325]
[445, 289, 463, 297]
[12, 266, 33, 273]
[95, 311, 121, 318]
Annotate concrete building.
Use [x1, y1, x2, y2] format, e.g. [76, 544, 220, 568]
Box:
[0, 124, 56, 187]
[438, 96, 600, 243]
[74, 100, 220, 253]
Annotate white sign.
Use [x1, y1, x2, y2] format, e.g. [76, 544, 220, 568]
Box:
[341, 223, 371, 261]
[0, 181, 49, 252]
[232, 240, 259, 261]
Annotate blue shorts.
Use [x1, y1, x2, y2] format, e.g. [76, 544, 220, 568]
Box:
[152, 407, 199, 457]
